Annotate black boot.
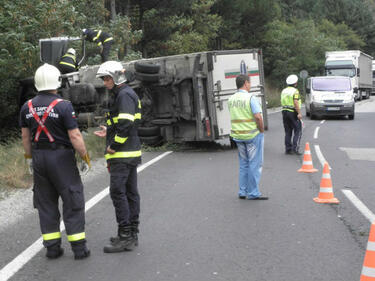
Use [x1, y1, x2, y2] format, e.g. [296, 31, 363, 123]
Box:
[103, 225, 136, 253]
[71, 240, 90, 260]
[46, 244, 64, 259]
[130, 221, 139, 246]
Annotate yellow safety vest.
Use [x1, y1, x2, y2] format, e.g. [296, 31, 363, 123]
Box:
[228, 91, 259, 140]
[281, 86, 301, 112]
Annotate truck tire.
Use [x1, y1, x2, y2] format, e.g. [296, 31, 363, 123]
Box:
[138, 126, 160, 137]
[139, 135, 163, 146]
[134, 61, 160, 74]
[348, 112, 355, 120]
[135, 72, 160, 83]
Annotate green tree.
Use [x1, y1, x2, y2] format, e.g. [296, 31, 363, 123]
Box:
[262, 19, 346, 89]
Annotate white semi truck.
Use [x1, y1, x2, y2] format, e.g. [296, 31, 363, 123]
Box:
[372, 60, 375, 95]
[325, 50, 373, 101]
[19, 37, 268, 145]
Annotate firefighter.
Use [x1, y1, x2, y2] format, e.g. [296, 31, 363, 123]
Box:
[82, 28, 114, 62]
[19, 63, 91, 260]
[281, 74, 302, 155]
[58, 48, 78, 74]
[94, 61, 141, 253]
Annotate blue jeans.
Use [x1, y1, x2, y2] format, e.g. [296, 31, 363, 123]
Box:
[235, 133, 264, 199]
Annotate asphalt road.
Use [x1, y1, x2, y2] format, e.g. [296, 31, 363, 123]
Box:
[2, 97, 375, 281]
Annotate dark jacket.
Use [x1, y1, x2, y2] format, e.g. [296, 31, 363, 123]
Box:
[105, 84, 141, 165]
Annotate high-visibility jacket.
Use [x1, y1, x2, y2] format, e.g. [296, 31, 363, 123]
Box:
[58, 52, 77, 74]
[105, 84, 141, 165]
[84, 29, 113, 46]
[281, 86, 301, 112]
[228, 90, 259, 140]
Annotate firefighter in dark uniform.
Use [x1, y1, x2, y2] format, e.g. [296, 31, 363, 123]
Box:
[58, 48, 78, 74]
[281, 74, 303, 155]
[94, 61, 141, 253]
[82, 28, 114, 62]
[19, 63, 91, 260]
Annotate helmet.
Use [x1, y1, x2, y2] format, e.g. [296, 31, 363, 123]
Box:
[34, 63, 61, 91]
[96, 61, 127, 85]
[82, 28, 87, 35]
[67, 48, 76, 56]
[286, 74, 298, 85]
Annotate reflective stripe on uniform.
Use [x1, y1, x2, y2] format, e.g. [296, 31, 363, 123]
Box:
[103, 37, 113, 43]
[135, 113, 141, 120]
[93, 30, 102, 42]
[42, 232, 61, 241]
[138, 100, 142, 109]
[114, 135, 128, 144]
[67, 232, 86, 242]
[231, 129, 259, 135]
[118, 113, 135, 121]
[105, 150, 142, 160]
[59, 61, 76, 68]
[231, 119, 254, 123]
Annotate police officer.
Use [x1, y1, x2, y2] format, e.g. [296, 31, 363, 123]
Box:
[82, 28, 114, 62]
[19, 63, 91, 260]
[58, 48, 78, 74]
[94, 61, 141, 253]
[281, 74, 302, 155]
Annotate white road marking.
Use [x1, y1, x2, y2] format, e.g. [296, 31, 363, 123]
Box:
[313, 145, 330, 169]
[314, 127, 320, 139]
[342, 190, 375, 223]
[339, 147, 375, 162]
[0, 151, 173, 281]
[320, 120, 326, 124]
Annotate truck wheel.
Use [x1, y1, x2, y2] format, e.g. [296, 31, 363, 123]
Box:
[138, 126, 160, 137]
[358, 92, 363, 101]
[140, 135, 163, 146]
[348, 113, 355, 120]
[134, 62, 160, 74]
[135, 72, 160, 83]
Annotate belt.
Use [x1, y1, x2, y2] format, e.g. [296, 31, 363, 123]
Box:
[32, 143, 72, 150]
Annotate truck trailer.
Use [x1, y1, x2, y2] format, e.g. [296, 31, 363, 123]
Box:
[19, 37, 268, 145]
[325, 50, 373, 101]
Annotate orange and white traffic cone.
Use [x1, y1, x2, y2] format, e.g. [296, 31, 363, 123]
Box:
[360, 221, 375, 281]
[298, 142, 318, 173]
[313, 162, 339, 204]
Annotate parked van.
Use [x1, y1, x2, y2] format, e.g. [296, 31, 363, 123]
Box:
[305, 76, 355, 120]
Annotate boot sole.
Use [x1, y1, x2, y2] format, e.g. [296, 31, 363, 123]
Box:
[103, 243, 136, 253]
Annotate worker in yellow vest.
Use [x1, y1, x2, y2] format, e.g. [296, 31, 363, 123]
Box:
[281, 74, 302, 155]
[228, 74, 267, 200]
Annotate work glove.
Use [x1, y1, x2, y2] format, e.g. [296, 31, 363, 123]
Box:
[24, 154, 33, 175]
[79, 153, 91, 176]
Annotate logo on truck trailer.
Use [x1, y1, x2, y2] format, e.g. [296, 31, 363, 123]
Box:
[224, 61, 259, 79]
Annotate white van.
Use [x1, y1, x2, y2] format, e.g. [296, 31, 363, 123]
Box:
[305, 76, 355, 120]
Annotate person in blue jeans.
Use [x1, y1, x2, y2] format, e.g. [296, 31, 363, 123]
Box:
[228, 74, 267, 200]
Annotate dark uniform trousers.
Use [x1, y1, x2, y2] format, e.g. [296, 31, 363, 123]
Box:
[282, 110, 302, 152]
[109, 162, 140, 227]
[32, 147, 85, 248]
[101, 41, 113, 63]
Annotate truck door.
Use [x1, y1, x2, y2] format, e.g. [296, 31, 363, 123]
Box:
[210, 50, 267, 138]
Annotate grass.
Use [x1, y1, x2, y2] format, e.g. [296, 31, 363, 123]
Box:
[265, 84, 281, 108]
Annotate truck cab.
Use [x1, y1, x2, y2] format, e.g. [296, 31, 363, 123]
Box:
[305, 76, 355, 120]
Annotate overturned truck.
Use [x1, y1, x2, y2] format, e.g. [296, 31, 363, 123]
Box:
[19, 37, 268, 145]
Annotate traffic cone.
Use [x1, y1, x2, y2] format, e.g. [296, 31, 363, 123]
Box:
[360, 221, 375, 281]
[313, 162, 339, 204]
[298, 142, 318, 173]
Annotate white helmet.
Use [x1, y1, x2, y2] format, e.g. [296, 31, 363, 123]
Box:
[67, 48, 76, 56]
[286, 74, 298, 85]
[34, 63, 61, 91]
[82, 28, 87, 34]
[96, 61, 126, 85]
